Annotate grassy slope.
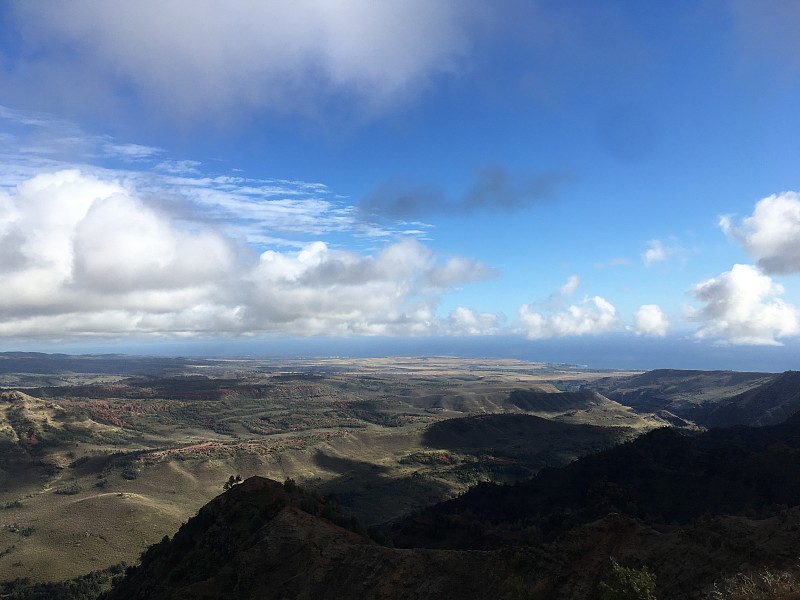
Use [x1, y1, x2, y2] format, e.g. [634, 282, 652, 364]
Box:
[0, 360, 649, 582]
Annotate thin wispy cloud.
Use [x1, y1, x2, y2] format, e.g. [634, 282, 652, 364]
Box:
[0, 105, 394, 245]
[641, 238, 688, 267]
[558, 275, 581, 296]
[104, 143, 162, 161]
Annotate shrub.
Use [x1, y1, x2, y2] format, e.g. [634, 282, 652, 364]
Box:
[707, 568, 799, 599]
[55, 484, 82, 496]
[222, 475, 243, 491]
[120, 467, 138, 480]
[599, 558, 657, 600]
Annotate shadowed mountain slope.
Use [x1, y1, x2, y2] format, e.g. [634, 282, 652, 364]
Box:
[101, 476, 522, 600]
[103, 471, 800, 600]
[423, 412, 631, 470]
[507, 388, 607, 412]
[392, 409, 800, 550]
[585, 369, 798, 427]
[702, 370, 800, 427]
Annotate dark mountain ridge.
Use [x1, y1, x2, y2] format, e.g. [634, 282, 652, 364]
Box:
[102, 477, 523, 600]
[106, 406, 800, 599]
[702, 370, 800, 427]
[392, 408, 800, 550]
[585, 368, 799, 427]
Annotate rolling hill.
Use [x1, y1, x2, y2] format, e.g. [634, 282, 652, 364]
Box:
[585, 369, 800, 427]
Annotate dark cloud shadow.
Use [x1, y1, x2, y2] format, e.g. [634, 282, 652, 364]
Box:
[358, 166, 568, 221]
[312, 450, 454, 526]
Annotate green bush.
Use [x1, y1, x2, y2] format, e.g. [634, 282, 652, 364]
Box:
[54, 484, 82, 496]
[120, 466, 138, 480]
[599, 558, 657, 600]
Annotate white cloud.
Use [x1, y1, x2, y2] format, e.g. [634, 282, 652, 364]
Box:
[519, 296, 618, 339]
[0, 170, 492, 339]
[426, 256, 496, 288]
[641, 237, 689, 268]
[634, 304, 669, 337]
[691, 264, 800, 345]
[720, 191, 800, 274]
[642, 239, 666, 266]
[558, 274, 580, 295]
[156, 160, 202, 176]
[103, 143, 162, 161]
[447, 307, 499, 335]
[73, 192, 236, 293]
[6, 0, 480, 120]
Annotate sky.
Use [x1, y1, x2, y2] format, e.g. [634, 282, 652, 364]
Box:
[0, 0, 799, 370]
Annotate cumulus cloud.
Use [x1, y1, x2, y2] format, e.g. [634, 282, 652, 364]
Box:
[359, 167, 566, 220]
[691, 264, 800, 345]
[4, 0, 481, 120]
[519, 296, 617, 339]
[447, 307, 500, 335]
[0, 170, 492, 339]
[73, 192, 236, 293]
[720, 191, 800, 274]
[634, 304, 669, 337]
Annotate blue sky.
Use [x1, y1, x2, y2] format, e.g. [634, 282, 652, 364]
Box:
[0, 1, 799, 369]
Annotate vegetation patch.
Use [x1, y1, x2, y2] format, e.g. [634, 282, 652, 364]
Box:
[400, 451, 458, 466]
[0, 563, 126, 600]
[54, 484, 82, 496]
[707, 568, 800, 600]
[598, 559, 657, 600]
[4, 523, 34, 537]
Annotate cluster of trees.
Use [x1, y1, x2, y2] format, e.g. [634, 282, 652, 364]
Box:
[222, 474, 242, 490]
[0, 563, 126, 600]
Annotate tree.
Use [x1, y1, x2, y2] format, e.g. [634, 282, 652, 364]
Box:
[598, 558, 657, 600]
[222, 474, 242, 491]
